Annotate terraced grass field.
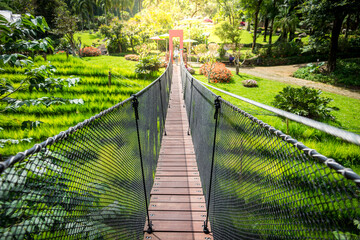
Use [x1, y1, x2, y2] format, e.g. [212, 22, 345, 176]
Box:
[0, 54, 162, 158]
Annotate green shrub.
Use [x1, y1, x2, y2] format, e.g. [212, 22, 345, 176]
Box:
[293, 59, 360, 87]
[218, 43, 227, 58]
[273, 86, 339, 122]
[135, 55, 161, 74]
[260, 40, 302, 58]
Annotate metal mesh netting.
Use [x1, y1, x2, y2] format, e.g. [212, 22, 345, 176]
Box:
[0, 62, 172, 239]
[181, 62, 360, 239]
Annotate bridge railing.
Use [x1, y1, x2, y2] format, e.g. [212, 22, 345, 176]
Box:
[180, 59, 360, 239]
[0, 59, 173, 239]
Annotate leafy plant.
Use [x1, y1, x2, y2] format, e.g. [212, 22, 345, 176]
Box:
[218, 43, 227, 58]
[0, 151, 112, 238]
[3, 97, 84, 112]
[259, 40, 302, 58]
[293, 59, 360, 87]
[135, 55, 161, 74]
[0, 138, 32, 148]
[272, 86, 339, 122]
[21, 120, 43, 130]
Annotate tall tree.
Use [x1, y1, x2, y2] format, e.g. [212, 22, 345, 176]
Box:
[303, 0, 360, 72]
[268, 0, 278, 44]
[71, 0, 97, 29]
[240, 0, 264, 52]
[33, 0, 64, 29]
[53, 2, 78, 56]
[216, 0, 242, 26]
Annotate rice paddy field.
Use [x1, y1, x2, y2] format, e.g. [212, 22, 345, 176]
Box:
[0, 54, 162, 159]
[193, 69, 360, 174]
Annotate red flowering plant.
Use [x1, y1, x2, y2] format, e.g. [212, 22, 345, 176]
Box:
[200, 62, 232, 83]
[80, 46, 101, 57]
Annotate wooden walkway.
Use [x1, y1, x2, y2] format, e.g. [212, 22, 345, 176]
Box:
[144, 66, 213, 240]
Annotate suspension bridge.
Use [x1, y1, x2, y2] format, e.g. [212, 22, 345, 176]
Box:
[0, 57, 360, 239]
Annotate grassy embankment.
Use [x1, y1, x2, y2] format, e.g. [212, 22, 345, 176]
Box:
[0, 54, 162, 158]
[193, 69, 360, 173]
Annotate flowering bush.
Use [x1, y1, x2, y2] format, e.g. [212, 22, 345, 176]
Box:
[186, 66, 195, 74]
[242, 79, 258, 87]
[56, 50, 66, 54]
[200, 62, 232, 83]
[80, 46, 101, 57]
[125, 54, 140, 61]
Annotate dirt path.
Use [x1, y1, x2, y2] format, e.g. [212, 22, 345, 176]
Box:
[191, 62, 360, 100]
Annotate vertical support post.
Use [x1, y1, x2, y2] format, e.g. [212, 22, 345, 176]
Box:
[203, 96, 221, 234]
[132, 95, 153, 234]
[158, 80, 167, 136]
[286, 118, 289, 135]
[187, 78, 194, 136]
[108, 70, 112, 87]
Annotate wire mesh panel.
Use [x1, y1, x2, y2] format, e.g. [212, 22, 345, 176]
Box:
[181, 62, 360, 239]
[0, 63, 172, 239]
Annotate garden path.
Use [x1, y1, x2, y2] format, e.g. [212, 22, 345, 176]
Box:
[191, 62, 360, 100]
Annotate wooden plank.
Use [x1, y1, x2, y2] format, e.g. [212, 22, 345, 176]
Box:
[155, 171, 199, 177]
[158, 155, 196, 159]
[148, 211, 207, 221]
[150, 195, 205, 203]
[150, 188, 203, 195]
[153, 181, 201, 188]
[156, 167, 198, 172]
[157, 162, 197, 167]
[144, 232, 213, 240]
[148, 202, 206, 211]
[144, 220, 207, 232]
[160, 149, 195, 154]
[154, 177, 201, 182]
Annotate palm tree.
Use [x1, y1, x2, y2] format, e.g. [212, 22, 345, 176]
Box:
[273, 6, 299, 42]
[71, 0, 96, 29]
[97, 0, 114, 24]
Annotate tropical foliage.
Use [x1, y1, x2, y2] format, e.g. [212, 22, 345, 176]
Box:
[273, 86, 339, 122]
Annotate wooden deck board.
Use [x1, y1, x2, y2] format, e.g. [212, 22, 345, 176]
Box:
[144, 66, 211, 240]
[144, 232, 213, 240]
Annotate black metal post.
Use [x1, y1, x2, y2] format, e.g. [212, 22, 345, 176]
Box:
[158, 80, 167, 136]
[203, 96, 221, 234]
[131, 95, 153, 234]
[187, 78, 194, 135]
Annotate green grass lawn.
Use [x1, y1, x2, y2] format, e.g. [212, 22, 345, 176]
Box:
[0, 54, 163, 158]
[74, 31, 104, 47]
[208, 29, 280, 45]
[192, 68, 360, 173]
